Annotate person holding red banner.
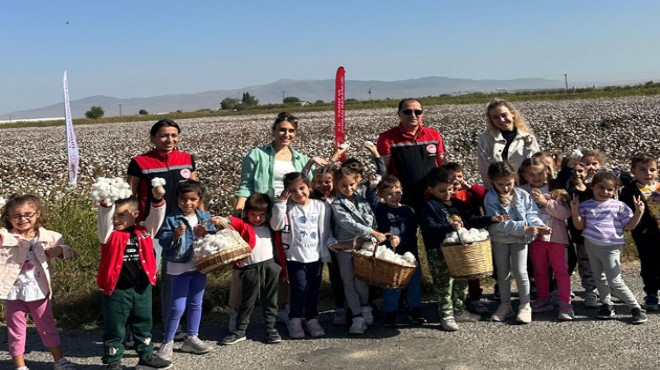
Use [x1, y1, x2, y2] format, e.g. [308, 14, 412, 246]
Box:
[377, 98, 446, 211]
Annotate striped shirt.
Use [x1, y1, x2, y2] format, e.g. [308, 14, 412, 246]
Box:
[579, 199, 633, 244]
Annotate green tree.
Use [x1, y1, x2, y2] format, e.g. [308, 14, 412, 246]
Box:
[85, 106, 104, 119]
[241, 92, 259, 107]
[138, 109, 149, 115]
[220, 97, 241, 110]
[283, 96, 300, 104]
[314, 99, 324, 105]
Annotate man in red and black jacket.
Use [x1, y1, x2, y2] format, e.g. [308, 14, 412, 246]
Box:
[377, 98, 446, 211]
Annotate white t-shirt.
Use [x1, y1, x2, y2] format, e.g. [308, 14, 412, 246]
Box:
[168, 215, 199, 275]
[5, 238, 47, 301]
[237, 224, 274, 267]
[273, 160, 297, 197]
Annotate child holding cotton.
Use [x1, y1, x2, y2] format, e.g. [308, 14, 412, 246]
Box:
[420, 167, 503, 331]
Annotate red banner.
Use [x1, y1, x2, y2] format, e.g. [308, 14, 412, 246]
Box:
[334, 66, 346, 161]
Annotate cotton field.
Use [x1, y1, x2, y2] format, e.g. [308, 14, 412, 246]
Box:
[1, 96, 658, 216]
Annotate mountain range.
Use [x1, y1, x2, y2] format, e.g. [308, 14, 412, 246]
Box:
[4, 76, 565, 120]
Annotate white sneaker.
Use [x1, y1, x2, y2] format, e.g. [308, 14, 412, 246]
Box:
[228, 308, 238, 332]
[440, 316, 459, 331]
[287, 317, 305, 339]
[349, 316, 367, 335]
[361, 306, 374, 326]
[491, 303, 515, 322]
[516, 303, 532, 324]
[180, 335, 210, 354]
[54, 358, 77, 370]
[156, 340, 174, 361]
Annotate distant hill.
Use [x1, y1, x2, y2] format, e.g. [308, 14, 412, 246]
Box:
[3, 76, 564, 119]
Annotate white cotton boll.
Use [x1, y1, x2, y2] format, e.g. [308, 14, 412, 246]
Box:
[339, 143, 349, 150]
[151, 177, 166, 187]
[570, 149, 583, 159]
[402, 252, 416, 265]
[361, 241, 375, 251]
[364, 140, 374, 147]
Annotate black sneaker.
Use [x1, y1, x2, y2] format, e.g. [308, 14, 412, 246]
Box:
[384, 312, 398, 328]
[408, 308, 427, 324]
[266, 328, 282, 344]
[643, 295, 659, 311]
[631, 307, 648, 324]
[135, 353, 172, 370]
[221, 330, 246, 345]
[596, 304, 615, 319]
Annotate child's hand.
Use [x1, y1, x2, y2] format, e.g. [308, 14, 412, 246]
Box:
[364, 141, 379, 158]
[311, 156, 330, 167]
[278, 189, 291, 201]
[524, 135, 534, 148]
[45, 246, 63, 258]
[210, 216, 226, 229]
[450, 220, 464, 230]
[331, 146, 349, 161]
[194, 224, 208, 237]
[537, 226, 552, 235]
[569, 194, 580, 210]
[152, 185, 165, 201]
[174, 223, 186, 239]
[530, 189, 548, 206]
[389, 235, 400, 249]
[491, 214, 508, 223]
[371, 230, 387, 244]
[633, 195, 645, 213]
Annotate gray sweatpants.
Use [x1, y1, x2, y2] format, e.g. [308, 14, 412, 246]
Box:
[335, 251, 369, 316]
[492, 242, 531, 305]
[584, 238, 640, 308]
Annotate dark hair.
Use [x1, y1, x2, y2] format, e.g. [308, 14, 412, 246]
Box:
[376, 174, 401, 194]
[487, 162, 517, 182]
[397, 98, 422, 112]
[442, 162, 464, 173]
[176, 180, 206, 200]
[2, 194, 47, 230]
[426, 167, 452, 188]
[283, 172, 310, 190]
[115, 196, 139, 211]
[272, 111, 299, 131]
[341, 157, 365, 177]
[580, 149, 608, 166]
[630, 153, 658, 170]
[244, 193, 271, 215]
[591, 171, 620, 188]
[333, 166, 358, 184]
[150, 118, 180, 137]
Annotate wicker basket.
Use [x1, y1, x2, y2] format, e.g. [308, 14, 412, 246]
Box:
[441, 238, 492, 279]
[349, 237, 417, 289]
[195, 218, 252, 274]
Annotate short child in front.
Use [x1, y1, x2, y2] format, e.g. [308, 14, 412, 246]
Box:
[570, 171, 647, 324]
[97, 188, 172, 370]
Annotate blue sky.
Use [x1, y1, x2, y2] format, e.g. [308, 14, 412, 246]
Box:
[3, 0, 660, 114]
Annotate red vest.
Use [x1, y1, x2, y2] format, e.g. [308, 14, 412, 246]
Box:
[97, 225, 158, 295]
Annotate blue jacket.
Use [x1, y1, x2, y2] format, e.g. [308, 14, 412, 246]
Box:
[157, 209, 217, 263]
[484, 187, 544, 244]
[330, 193, 377, 242]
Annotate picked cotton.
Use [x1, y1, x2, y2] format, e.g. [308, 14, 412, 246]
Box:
[357, 244, 416, 266]
[151, 177, 166, 187]
[193, 229, 243, 262]
[90, 177, 133, 203]
[443, 228, 489, 244]
[0, 196, 5, 208]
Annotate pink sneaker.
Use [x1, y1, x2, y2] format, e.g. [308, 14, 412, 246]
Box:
[306, 318, 325, 337]
[288, 318, 305, 339]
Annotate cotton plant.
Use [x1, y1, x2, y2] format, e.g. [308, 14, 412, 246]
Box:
[90, 177, 133, 204]
[443, 228, 490, 244]
[356, 241, 417, 267]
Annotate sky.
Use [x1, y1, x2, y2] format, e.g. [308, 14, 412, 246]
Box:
[3, 0, 660, 115]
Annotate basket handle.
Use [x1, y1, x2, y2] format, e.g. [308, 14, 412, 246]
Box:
[455, 228, 465, 245]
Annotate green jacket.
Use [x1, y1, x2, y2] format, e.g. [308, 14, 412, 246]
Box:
[235, 142, 311, 199]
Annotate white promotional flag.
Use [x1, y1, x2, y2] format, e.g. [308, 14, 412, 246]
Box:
[63, 70, 79, 186]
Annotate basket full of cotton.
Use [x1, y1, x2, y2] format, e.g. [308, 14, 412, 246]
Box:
[352, 238, 417, 289]
[194, 218, 252, 274]
[441, 228, 493, 279]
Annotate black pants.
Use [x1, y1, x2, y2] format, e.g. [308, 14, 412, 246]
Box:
[236, 259, 282, 331]
[633, 228, 660, 296]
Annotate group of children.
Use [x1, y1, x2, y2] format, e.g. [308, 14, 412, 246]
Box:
[2, 144, 659, 370]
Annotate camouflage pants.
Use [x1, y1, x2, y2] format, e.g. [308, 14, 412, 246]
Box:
[426, 248, 468, 318]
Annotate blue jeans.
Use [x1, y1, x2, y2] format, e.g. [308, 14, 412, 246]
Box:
[382, 266, 422, 313]
[287, 260, 322, 320]
[163, 270, 206, 342]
